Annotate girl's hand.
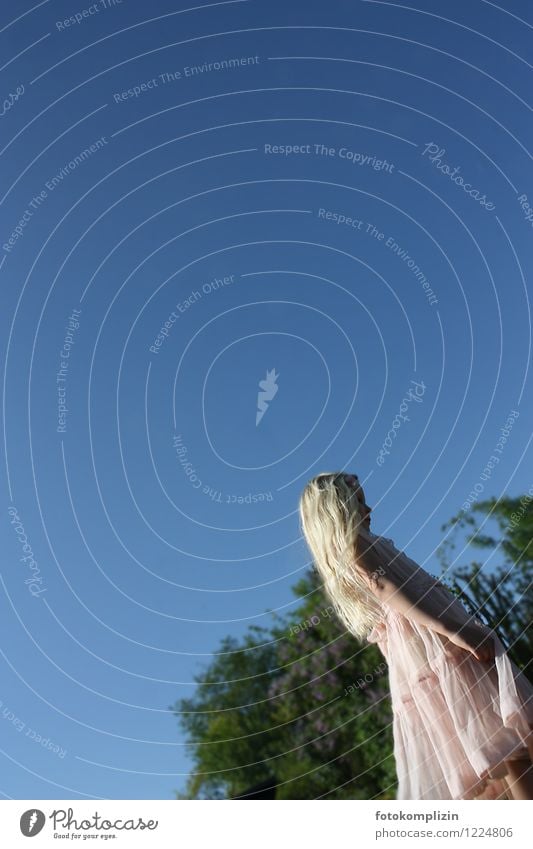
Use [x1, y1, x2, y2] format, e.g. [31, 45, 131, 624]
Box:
[446, 620, 496, 662]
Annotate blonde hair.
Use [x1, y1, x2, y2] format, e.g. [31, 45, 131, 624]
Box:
[298, 471, 386, 642]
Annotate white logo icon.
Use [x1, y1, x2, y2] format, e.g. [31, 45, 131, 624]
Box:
[256, 368, 279, 426]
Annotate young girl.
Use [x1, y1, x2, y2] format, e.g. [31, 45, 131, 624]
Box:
[299, 471, 533, 800]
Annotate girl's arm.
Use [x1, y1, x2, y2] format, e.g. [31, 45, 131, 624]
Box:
[353, 527, 479, 639]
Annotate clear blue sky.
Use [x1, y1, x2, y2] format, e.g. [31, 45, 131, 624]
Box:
[1, 0, 532, 799]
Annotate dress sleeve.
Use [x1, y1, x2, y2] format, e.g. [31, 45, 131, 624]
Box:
[354, 529, 480, 637]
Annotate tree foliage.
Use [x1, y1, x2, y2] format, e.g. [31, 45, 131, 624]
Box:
[436, 495, 533, 673]
[171, 570, 395, 800]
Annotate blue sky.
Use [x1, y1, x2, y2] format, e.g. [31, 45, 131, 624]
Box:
[1, 0, 533, 799]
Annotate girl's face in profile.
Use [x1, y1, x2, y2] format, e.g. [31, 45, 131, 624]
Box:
[344, 474, 372, 527]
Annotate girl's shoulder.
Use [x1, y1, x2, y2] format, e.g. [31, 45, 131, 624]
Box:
[367, 530, 398, 545]
[367, 531, 445, 591]
[366, 531, 401, 554]
[377, 535, 396, 548]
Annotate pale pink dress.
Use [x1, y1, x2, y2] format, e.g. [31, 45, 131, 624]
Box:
[364, 532, 533, 800]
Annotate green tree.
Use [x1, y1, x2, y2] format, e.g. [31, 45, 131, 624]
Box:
[266, 572, 396, 799]
[173, 627, 280, 800]
[171, 569, 395, 800]
[437, 495, 533, 674]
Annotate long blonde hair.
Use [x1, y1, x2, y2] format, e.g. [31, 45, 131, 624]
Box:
[298, 471, 386, 641]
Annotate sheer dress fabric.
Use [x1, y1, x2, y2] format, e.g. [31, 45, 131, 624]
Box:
[360, 532, 533, 800]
